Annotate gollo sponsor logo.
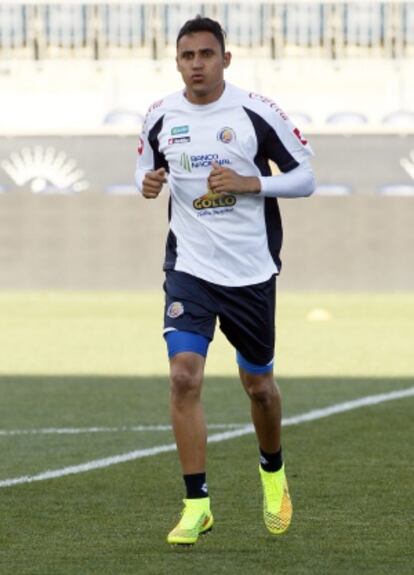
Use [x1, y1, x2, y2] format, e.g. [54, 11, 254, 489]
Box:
[193, 190, 236, 211]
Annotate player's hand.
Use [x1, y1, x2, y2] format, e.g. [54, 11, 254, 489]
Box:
[142, 168, 167, 199]
[208, 162, 260, 194]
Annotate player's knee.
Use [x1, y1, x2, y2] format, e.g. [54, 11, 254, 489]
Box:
[245, 378, 278, 408]
[170, 365, 202, 403]
[249, 387, 273, 407]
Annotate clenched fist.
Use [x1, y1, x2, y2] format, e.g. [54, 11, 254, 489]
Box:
[142, 168, 167, 199]
[208, 162, 260, 195]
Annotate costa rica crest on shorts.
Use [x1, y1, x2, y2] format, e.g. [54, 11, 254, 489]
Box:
[167, 301, 184, 318]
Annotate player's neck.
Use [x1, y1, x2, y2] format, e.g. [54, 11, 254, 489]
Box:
[184, 81, 226, 106]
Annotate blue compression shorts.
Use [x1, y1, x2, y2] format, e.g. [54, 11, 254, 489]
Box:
[164, 330, 210, 359]
[236, 350, 274, 375]
[165, 331, 273, 374]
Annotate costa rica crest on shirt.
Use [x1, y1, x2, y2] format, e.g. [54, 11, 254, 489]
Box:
[217, 127, 236, 144]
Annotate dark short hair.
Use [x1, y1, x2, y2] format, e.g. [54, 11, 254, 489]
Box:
[176, 16, 226, 54]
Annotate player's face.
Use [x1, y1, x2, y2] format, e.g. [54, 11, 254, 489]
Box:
[176, 31, 231, 105]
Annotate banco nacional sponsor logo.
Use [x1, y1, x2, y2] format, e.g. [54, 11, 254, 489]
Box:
[180, 153, 231, 172]
[180, 153, 191, 172]
[193, 189, 236, 211]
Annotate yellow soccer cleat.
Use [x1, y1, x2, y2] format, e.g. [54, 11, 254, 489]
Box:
[167, 497, 213, 545]
[259, 464, 293, 534]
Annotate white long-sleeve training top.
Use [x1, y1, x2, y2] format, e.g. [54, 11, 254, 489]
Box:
[135, 82, 315, 287]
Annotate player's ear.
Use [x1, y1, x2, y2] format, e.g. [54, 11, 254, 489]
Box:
[223, 51, 232, 69]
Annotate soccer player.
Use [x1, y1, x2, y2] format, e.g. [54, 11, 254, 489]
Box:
[135, 16, 315, 545]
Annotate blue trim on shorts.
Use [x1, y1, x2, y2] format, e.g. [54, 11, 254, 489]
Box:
[164, 330, 210, 359]
[236, 350, 273, 375]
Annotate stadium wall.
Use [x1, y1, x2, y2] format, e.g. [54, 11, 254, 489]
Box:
[0, 135, 413, 291]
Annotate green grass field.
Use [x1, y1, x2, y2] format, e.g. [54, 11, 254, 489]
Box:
[0, 292, 413, 574]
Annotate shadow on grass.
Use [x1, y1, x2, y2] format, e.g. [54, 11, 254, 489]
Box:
[0, 376, 413, 574]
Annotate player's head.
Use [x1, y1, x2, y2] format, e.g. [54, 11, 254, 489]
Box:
[176, 16, 226, 55]
[176, 16, 231, 104]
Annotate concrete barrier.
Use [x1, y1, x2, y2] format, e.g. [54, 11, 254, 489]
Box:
[0, 135, 413, 290]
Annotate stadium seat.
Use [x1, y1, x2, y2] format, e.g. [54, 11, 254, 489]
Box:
[342, 3, 384, 50]
[325, 112, 369, 125]
[103, 109, 144, 127]
[377, 184, 414, 196]
[382, 110, 414, 125]
[283, 3, 325, 51]
[0, 5, 27, 50]
[314, 184, 353, 196]
[44, 4, 89, 51]
[402, 3, 414, 50]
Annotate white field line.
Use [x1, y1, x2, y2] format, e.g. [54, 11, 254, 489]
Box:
[0, 423, 245, 436]
[0, 386, 413, 489]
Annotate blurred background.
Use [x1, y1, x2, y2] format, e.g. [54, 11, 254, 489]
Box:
[0, 0, 413, 290]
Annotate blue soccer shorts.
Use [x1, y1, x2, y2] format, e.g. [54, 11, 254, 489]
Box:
[163, 270, 276, 373]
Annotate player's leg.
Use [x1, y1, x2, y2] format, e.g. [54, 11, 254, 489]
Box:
[238, 363, 281, 455]
[238, 359, 292, 535]
[217, 275, 279, 451]
[165, 335, 213, 545]
[163, 271, 216, 544]
[168, 344, 207, 475]
[217, 275, 292, 534]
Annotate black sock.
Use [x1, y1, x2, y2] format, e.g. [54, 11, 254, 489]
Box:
[260, 447, 283, 473]
[183, 473, 208, 499]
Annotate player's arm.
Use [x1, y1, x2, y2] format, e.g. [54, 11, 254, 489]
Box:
[208, 159, 314, 198]
[257, 158, 315, 198]
[256, 107, 315, 198]
[208, 104, 316, 197]
[134, 117, 168, 199]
